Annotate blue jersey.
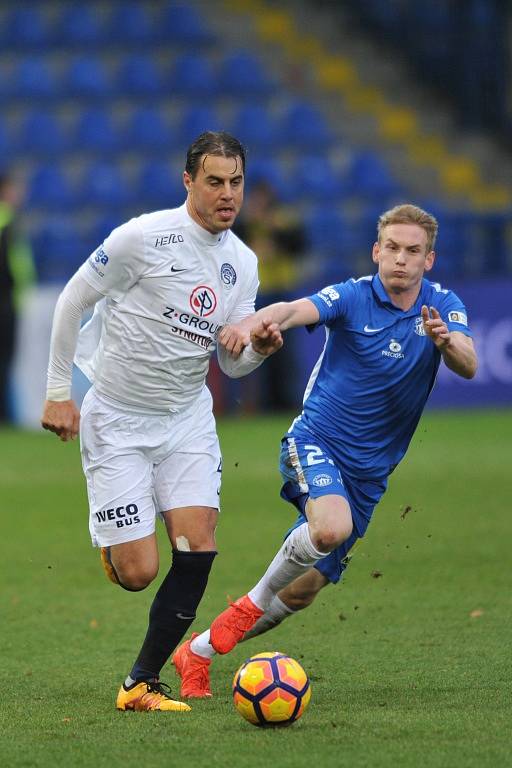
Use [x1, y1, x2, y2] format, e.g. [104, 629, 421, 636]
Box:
[296, 274, 472, 481]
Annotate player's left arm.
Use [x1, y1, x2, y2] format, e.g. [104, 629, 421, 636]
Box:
[421, 305, 477, 379]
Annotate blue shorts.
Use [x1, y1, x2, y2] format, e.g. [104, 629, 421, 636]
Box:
[279, 430, 387, 584]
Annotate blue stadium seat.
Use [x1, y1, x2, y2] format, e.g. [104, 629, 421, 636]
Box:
[54, 5, 107, 46]
[27, 165, 74, 208]
[135, 161, 185, 209]
[0, 121, 9, 159]
[292, 155, 347, 201]
[116, 55, 164, 97]
[16, 110, 68, 156]
[217, 52, 274, 96]
[64, 56, 111, 98]
[231, 105, 281, 150]
[123, 107, 170, 151]
[245, 157, 290, 201]
[88, 213, 125, 248]
[11, 57, 58, 100]
[169, 53, 218, 98]
[177, 106, 223, 146]
[73, 107, 119, 154]
[156, 5, 215, 45]
[279, 102, 332, 147]
[106, 3, 154, 44]
[347, 150, 401, 200]
[80, 162, 131, 207]
[3, 7, 53, 48]
[304, 207, 346, 255]
[33, 219, 85, 283]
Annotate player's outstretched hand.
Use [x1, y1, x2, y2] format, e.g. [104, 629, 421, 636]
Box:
[250, 320, 283, 357]
[218, 323, 251, 357]
[421, 305, 450, 348]
[41, 400, 81, 442]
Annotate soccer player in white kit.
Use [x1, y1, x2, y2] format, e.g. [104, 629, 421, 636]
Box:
[41, 132, 282, 712]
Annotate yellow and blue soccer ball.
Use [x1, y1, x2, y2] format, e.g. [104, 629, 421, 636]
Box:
[232, 652, 311, 727]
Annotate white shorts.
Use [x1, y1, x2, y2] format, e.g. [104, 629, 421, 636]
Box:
[80, 387, 222, 548]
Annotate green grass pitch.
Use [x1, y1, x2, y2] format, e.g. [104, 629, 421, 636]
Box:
[1, 409, 511, 768]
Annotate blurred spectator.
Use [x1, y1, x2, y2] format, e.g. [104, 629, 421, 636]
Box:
[0, 172, 35, 424]
[234, 181, 307, 411]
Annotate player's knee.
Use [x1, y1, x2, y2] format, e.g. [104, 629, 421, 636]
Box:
[114, 562, 158, 591]
[313, 518, 353, 552]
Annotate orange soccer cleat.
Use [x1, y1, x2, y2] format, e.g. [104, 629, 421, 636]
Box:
[172, 632, 212, 698]
[116, 680, 191, 712]
[210, 595, 264, 655]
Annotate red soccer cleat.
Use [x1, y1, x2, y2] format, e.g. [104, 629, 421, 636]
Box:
[210, 595, 264, 655]
[172, 633, 212, 698]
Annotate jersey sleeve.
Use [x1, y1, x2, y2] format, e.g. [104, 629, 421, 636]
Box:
[436, 290, 473, 337]
[306, 281, 354, 328]
[76, 218, 146, 301]
[225, 254, 259, 323]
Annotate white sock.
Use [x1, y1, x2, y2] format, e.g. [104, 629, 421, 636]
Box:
[242, 595, 296, 641]
[190, 630, 216, 659]
[248, 523, 325, 611]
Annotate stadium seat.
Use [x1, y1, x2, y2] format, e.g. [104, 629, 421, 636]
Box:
[11, 57, 58, 100]
[169, 53, 218, 98]
[347, 150, 401, 200]
[156, 5, 215, 45]
[177, 106, 223, 146]
[115, 55, 164, 97]
[72, 107, 119, 154]
[245, 157, 290, 201]
[217, 52, 274, 96]
[135, 161, 185, 209]
[64, 56, 111, 99]
[279, 101, 332, 147]
[3, 6, 53, 48]
[27, 165, 74, 209]
[54, 5, 107, 46]
[88, 213, 125, 248]
[32, 219, 85, 283]
[304, 207, 346, 255]
[106, 3, 154, 44]
[123, 107, 170, 151]
[231, 105, 281, 150]
[16, 110, 68, 156]
[80, 162, 131, 207]
[291, 155, 347, 201]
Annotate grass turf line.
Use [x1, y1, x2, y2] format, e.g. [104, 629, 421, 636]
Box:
[1, 409, 511, 768]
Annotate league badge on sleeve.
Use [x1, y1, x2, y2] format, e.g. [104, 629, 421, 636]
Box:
[448, 311, 468, 326]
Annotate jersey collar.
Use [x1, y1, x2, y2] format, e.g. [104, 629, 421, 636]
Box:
[371, 274, 426, 315]
[181, 203, 229, 247]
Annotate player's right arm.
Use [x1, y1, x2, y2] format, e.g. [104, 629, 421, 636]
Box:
[219, 298, 320, 356]
[41, 272, 104, 441]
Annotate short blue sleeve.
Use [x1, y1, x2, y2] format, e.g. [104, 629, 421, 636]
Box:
[437, 289, 473, 337]
[307, 281, 357, 327]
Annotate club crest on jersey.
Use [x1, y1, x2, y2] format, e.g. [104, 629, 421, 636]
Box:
[312, 473, 333, 487]
[382, 339, 405, 359]
[414, 316, 426, 336]
[190, 286, 217, 317]
[220, 262, 237, 288]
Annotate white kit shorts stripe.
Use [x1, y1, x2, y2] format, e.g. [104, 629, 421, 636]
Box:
[79, 387, 222, 548]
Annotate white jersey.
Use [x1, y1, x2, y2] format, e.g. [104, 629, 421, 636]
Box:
[75, 204, 258, 413]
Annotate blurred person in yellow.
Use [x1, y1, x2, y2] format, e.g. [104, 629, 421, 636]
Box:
[235, 180, 307, 411]
[0, 171, 35, 424]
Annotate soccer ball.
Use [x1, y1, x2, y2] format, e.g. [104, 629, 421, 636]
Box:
[232, 652, 311, 727]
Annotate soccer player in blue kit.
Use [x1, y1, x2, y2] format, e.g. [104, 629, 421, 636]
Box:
[173, 203, 477, 698]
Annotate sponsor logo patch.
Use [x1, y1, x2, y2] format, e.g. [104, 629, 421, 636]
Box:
[312, 473, 333, 487]
[382, 339, 405, 359]
[318, 285, 340, 307]
[95, 503, 140, 529]
[448, 310, 468, 326]
[190, 285, 217, 317]
[154, 233, 184, 247]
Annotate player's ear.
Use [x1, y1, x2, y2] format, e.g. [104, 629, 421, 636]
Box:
[371, 241, 380, 264]
[424, 250, 435, 272]
[183, 171, 192, 192]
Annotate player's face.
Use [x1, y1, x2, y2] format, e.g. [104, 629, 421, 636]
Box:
[372, 224, 435, 296]
[184, 154, 244, 234]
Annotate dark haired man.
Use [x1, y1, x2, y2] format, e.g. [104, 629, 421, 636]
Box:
[41, 132, 282, 711]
